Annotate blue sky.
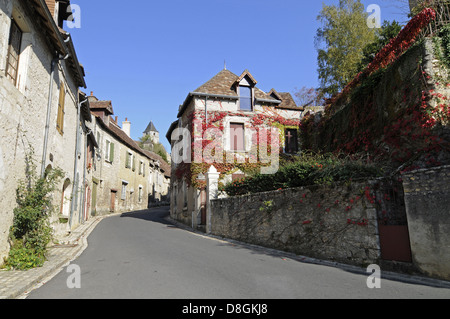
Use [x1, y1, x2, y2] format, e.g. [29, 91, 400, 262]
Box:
[68, 0, 409, 151]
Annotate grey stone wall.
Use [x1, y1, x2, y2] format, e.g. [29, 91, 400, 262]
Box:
[210, 181, 381, 267]
[402, 165, 450, 281]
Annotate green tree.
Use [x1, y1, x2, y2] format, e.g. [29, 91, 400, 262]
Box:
[315, 0, 377, 97]
[357, 20, 403, 72]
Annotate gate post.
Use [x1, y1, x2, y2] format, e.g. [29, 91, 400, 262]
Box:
[206, 165, 220, 234]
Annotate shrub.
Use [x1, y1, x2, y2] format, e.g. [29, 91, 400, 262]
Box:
[223, 152, 383, 196]
[3, 151, 63, 270]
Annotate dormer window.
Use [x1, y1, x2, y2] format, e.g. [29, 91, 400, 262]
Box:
[239, 85, 252, 111]
[237, 71, 257, 112]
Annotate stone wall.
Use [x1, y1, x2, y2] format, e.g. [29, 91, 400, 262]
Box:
[210, 181, 381, 267]
[0, 0, 84, 261]
[402, 165, 450, 281]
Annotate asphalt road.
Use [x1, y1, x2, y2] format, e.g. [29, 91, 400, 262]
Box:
[27, 207, 450, 300]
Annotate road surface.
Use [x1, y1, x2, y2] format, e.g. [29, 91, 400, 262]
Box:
[27, 207, 450, 300]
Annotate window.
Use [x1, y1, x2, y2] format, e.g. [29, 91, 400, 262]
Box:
[57, 81, 66, 135]
[126, 151, 133, 169]
[121, 182, 128, 200]
[138, 186, 143, 203]
[105, 140, 114, 163]
[285, 129, 299, 154]
[5, 19, 22, 86]
[239, 85, 252, 111]
[230, 123, 245, 151]
[139, 161, 144, 175]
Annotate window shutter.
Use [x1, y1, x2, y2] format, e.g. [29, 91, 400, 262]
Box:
[110, 143, 115, 162]
[57, 81, 66, 134]
[143, 164, 146, 177]
[132, 156, 136, 171]
[5, 20, 22, 86]
[126, 152, 130, 168]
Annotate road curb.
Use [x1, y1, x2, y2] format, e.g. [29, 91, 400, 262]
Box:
[0, 215, 104, 299]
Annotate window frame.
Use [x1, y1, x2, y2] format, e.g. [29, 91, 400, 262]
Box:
[284, 128, 299, 154]
[105, 140, 114, 163]
[230, 122, 245, 152]
[238, 85, 253, 112]
[5, 19, 23, 87]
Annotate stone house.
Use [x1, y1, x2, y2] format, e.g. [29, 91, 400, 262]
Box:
[166, 68, 304, 229]
[89, 93, 170, 216]
[0, 0, 91, 262]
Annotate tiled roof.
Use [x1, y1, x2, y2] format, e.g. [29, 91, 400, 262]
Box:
[193, 69, 239, 97]
[268, 89, 302, 110]
[90, 100, 114, 115]
[193, 69, 278, 103]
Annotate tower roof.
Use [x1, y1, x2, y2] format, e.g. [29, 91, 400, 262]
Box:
[144, 121, 158, 134]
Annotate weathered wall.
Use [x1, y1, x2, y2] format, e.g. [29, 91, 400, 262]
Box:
[402, 165, 450, 281]
[0, 0, 85, 261]
[210, 182, 381, 267]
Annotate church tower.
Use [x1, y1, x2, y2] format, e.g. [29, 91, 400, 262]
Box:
[143, 121, 160, 145]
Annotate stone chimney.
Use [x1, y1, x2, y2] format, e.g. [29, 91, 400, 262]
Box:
[122, 118, 131, 137]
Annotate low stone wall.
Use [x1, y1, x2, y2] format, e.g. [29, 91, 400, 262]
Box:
[210, 181, 380, 267]
[402, 165, 450, 281]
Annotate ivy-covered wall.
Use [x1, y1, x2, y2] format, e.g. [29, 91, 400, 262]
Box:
[302, 37, 450, 171]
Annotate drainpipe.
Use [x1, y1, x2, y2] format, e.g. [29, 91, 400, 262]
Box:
[69, 98, 87, 228]
[41, 53, 69, 178]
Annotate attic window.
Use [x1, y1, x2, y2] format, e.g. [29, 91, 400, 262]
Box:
[239, 85, 252, 111]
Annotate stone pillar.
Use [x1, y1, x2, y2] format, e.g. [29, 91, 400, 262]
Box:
[206, 165, 220, 234]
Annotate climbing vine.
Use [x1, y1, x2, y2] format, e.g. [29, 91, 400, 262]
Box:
[175, 108, 302, 188]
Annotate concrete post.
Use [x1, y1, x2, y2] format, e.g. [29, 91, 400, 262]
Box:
[206, 165, 220, 234]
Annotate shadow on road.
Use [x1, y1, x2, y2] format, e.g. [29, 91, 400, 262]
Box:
[119, 207, 172, 225]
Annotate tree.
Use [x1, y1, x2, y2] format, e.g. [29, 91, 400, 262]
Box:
[315, 0, 377, 97]
[293, 86, 325, 107]
[357, 20, 403, 72]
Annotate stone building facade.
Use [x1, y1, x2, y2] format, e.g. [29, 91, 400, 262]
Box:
[0, 0, 89, 262]
[89, 93, 170, 216]
[166, 68, 304, 230]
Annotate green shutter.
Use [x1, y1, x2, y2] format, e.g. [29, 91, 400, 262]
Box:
[132, 155, 136, 171]
[110, 143, 115, 163]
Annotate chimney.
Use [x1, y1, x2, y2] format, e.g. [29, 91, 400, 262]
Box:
[44, 0, 57, 20]
[122, 118, 131, 137]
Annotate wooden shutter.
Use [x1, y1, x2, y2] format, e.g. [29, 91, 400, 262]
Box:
[230, 123, 244, 151]
[5, 20, 22, 86]
[110, 143, 114, 163]
[57, 81, 66, 134]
